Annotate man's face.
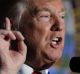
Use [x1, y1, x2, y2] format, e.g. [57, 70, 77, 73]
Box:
[21, 0, 65, 70]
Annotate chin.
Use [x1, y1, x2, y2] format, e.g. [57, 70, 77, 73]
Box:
[45, 49, 63, 61]
[50, 51, 63, 62]
[49, 46, 64, 62]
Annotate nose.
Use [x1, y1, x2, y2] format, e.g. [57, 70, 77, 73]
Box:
[50, 19, 63, 31]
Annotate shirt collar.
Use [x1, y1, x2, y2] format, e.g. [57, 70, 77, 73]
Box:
[40, 69, 48, 74]
[20, 64, 48, 74]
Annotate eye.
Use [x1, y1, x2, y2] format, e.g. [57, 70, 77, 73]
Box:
[37, 11, 51, 22]
[39, 15, 50, 21]
[61, 15, 65, 19]
[61, 12, 65, 19]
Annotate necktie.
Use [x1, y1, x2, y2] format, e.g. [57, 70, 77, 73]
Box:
[48, 72, 50, 74]
[32, 71, 42, 74]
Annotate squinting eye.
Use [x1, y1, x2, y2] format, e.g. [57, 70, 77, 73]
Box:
[61, 15, 65, 19]
[38, 15, 50, 22]
[36, 11, 51, 22]
[60, 12, 65, 19]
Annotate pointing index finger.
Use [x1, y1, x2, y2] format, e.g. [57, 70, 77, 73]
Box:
[5, 17, 11, 30]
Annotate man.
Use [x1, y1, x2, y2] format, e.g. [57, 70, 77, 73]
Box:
[0, 0, 65, 74]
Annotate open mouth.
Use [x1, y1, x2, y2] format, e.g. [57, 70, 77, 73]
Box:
[50, 36, 62, 48]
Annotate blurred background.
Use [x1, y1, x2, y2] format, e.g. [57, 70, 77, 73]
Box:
[49, 0, 80, 74]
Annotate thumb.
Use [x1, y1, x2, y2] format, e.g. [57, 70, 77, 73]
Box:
[18, 40, 27, 57]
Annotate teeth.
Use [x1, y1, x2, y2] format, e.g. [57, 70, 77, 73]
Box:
[52, 37, 58, 41]
[51, 37, 59, 45]
[52, 41, 57, 45]
[51, 37, 62, 47]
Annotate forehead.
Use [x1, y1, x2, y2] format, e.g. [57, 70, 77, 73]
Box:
[33, 0, 64, 12]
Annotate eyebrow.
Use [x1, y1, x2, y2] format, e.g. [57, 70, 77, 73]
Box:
[37, 7, 65, 14]
[59, 8, 65, 13]
[37, 8, 52, 13]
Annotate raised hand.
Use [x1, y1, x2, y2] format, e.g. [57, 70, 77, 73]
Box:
[0, 17, 27, 74]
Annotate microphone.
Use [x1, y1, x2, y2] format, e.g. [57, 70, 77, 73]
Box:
[69, 57, 80, 73]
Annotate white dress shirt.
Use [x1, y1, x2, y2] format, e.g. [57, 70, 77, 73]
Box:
[18, 64, 48, 74]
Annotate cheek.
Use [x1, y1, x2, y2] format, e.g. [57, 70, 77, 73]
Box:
[32, 22, 50, 42]
[32, 18, 51, 41]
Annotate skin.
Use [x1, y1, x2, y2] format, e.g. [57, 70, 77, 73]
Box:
[0, 18, 27, 74]
[20, 0, 65, 70]
[0, 0, 65, 74]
